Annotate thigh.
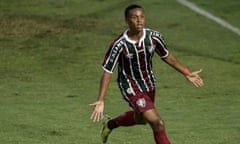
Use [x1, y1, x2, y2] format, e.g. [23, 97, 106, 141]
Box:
[143, 109, 165, 131]
[143, 108, 161, 122]
[134, 112, 146, 124]
[124, 91, 155, 113]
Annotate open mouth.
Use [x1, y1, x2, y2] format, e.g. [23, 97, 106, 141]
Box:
[137, 24, 143, 28]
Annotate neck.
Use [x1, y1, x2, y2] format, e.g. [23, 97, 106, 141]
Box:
[127, 29, 143, 42]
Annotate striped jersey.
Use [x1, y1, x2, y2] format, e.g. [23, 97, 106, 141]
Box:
[102, 28, 169, 97]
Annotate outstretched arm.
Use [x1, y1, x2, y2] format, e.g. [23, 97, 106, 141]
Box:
[89, 71, 112, 122]
[163, 53, 204, 87]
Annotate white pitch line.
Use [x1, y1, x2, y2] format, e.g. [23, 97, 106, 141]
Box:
[177, 0, 240, 36]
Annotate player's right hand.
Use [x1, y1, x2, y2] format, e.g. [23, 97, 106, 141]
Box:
[89, 101, 104, 122]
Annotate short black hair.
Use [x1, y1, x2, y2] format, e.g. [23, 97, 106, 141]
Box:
[124, 4, 144, 19]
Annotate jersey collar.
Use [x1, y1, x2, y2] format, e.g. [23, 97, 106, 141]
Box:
[124, 28, 146, 47]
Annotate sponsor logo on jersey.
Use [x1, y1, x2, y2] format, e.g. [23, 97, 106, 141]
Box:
[126, 88, 134, 95]
[126, 53, 134, 59]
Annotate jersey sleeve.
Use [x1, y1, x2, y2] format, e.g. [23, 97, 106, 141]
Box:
[152, 31, 169, 58]
[102, 41, 123, 73]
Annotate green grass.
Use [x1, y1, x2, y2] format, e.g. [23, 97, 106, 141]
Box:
[0, 0, 239, 144]
[190, 0, 240, 27]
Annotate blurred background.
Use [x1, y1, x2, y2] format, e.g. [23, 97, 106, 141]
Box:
[0, 0, 239, 144]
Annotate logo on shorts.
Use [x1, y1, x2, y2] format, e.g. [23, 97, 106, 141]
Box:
[136, 98, 146, 108]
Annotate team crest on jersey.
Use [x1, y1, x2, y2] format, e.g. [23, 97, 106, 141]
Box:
[136, 98, 146, 108]
[148, 45, 155, 53]
[126, 88, 134, 95]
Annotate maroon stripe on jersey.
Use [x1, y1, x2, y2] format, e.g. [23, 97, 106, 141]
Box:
[152, 38, 168, 58]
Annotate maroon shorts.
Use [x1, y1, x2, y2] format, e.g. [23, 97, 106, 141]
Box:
[124, 90, 155, 113]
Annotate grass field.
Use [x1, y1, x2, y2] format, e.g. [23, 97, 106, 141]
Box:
[0, 0, 239, 144]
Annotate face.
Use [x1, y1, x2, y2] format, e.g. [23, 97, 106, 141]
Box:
[126, 8, 145, 33]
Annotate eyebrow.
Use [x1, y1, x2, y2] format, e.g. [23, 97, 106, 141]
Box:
[129, 13, 144, 17]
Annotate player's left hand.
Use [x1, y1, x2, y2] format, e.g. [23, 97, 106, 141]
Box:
[186, 69, 204, 87]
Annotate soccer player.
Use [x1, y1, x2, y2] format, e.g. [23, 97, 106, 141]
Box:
[90, 4, 204, 144]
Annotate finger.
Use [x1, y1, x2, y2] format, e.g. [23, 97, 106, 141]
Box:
[91, 110, 100, 122]
[199, 80, 204, 87]
[193, 81, 200, 87]
[93, 112, 99, 122]
[90, 111, 96, 121]
[195, 69, 203, 74]
[95, 112, 102, 122]
[194, 79, 204, 87]
[89, 102, 97, 106]
[100, 113, 103, 121]
[194, 81, 201, 87]
[197, 77, 204, 86]
[191, 79, 200, 87]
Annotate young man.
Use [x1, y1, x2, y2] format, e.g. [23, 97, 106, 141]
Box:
[90, 4, 204, 144]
